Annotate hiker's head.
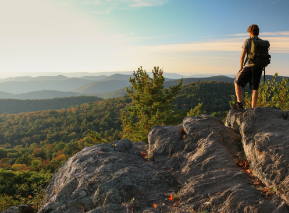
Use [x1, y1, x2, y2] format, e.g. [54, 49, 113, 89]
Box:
[247, 24, 259, 36]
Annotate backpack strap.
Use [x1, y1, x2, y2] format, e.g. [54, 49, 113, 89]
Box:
[243, 58, 248, 67]
[243, 38, 252, 67]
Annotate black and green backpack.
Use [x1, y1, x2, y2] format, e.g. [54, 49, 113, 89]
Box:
[245, 38, 271, 81]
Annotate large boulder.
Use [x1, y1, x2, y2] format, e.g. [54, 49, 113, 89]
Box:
[149, 114, 287, 212]
[1, 204, 33, 213]
[38, 140, 178, 213]
[226, 107, 289, 205]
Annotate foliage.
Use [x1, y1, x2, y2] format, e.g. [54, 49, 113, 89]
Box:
[0, 169, 51, 197]
[0, 169, 49, 212]
[174, 81, 250, 119]
[0, 96, 102, 115]
[87, 130, 117, 144]
[242, 73, 289, 109]
[0, 79, 255, 210]
[0, 194, 20, 212]
[121, 67, 183, 142]
[0, 183, 46, 212]
[0, 97, 130, 148]
[187, 103, 203, 117]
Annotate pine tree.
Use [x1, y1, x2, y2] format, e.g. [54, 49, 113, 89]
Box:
[121, 66, 183, 142]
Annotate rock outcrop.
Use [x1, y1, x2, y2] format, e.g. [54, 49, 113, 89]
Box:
[226, 107, 289, 206]
[38, 140, 177, 213]
[2, 204, 33, 213]
[149, 114, 287, 212]
[38, 108, 289, 213]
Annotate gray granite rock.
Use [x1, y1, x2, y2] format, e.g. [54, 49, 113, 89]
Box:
[149, 114, 287, 212]
[1, 206, 21, 213]
[226, 107, 289, 206]
[38, 110, 289, 213]
[38, 140, 178, 213]
[132, 141, 148, 153]
[2, 204, 33, 213]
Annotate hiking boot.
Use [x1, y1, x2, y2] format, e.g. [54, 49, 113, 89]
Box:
[230, 102, 244, 109]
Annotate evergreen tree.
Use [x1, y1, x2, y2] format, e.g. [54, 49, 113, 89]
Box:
[121, 66, 183, 142]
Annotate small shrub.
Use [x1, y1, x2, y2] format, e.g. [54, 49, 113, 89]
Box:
[0, 183, 46, 212]
[0, 194, 21, 212]
[244, 73, 289, 109]
[231, 73, 289, 109]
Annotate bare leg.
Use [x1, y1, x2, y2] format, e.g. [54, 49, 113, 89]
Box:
[252, 90, 258, 108]
[235, 83, 242, 103]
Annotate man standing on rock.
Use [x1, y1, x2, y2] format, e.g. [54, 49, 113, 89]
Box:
[231, 24, 264, 109]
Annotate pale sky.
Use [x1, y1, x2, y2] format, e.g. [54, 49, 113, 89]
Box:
[0, 0, 289, 76]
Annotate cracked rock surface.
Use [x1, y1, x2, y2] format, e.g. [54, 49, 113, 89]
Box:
[38, 140, 177, 213]
[149, 114, 287, 212]
[38, 109, 289, 213]
[226, 107, 289, 206]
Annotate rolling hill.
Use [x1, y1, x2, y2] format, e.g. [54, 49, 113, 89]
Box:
[94, 75, 289, 99]
[0, 78, 95, 94]
[78, 75, 108, 81]
[94, 75, 236, 99]
[0, 96, 102, 114]
[0, 90, 83, 100]
[0, 75, 69, 83]
[72, 80, 132, 94]
[100, 74, 134, 81]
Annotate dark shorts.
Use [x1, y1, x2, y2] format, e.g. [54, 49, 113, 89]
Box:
[234, 66, 263, 90]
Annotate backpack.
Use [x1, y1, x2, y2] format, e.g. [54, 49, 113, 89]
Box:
[245, 38, 271, 81]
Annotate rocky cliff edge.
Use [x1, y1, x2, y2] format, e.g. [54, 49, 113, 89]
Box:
[6, 107, 289, 213]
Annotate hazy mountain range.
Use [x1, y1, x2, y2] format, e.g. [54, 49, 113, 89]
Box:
[0, 90, 81, 100]
[1, 71, 219, 79]
[0, 73, 285, 100]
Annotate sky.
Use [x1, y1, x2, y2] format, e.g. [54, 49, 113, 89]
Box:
[0, 0, 289, 77]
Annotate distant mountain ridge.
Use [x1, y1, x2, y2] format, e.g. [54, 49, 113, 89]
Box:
[0, 75, 69, 83]
[0, 96, 102, 114]
[78, 75, 108, 81]
[94, 75, 289, 99]
[0, 74, 287, 100]
[96, 75, 235, 99]
[72, 80, 132, 94]
[0, 78, 95, 94]
[0, 90, 82, 100]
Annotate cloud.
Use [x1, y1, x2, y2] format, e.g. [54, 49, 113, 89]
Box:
[227, 33, 248, 37]
[76, 0, 169, 9]
[125, 35, 175, 42]
[140, 36, 289, 54]
[261, 32, 289, 36]
[114, 32, 136, 37]
[228, 31, 289, 37]
[83, 0, 101, 4]
[202, 35, 217, 38]
[127, 0, 168, 8]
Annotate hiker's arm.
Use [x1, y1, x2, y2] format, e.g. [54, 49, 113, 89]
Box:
[240, 49, 247, 70]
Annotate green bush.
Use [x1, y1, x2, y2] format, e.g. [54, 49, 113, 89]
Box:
[0, 194, 21, 212]
[243, 73, 289, 109]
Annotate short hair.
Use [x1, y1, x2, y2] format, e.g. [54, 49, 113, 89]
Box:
[247, 24, 259, 36]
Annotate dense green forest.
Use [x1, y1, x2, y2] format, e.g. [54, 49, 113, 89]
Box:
[94, 75, 237, 99]
[0, 80, 251, 210]
[174, 81, 250, 118]
[0, 96, 102, 114]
